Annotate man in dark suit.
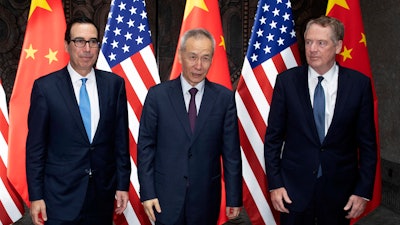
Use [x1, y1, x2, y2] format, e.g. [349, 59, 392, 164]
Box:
[264, 16, 377, 225]
[26, 17, 131, 225]
[137, 28, 242, 225]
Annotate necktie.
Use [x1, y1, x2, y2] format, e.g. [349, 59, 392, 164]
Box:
[188, 88, 198, 132]
[313, 76, 324, 177]
[79, 78, 91, 141]
[313, 76, 325, 143]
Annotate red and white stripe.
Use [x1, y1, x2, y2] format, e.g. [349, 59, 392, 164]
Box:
[0, 81, 24, 225]
[97, 44, 159, 225]
[235, 44, 301, 225]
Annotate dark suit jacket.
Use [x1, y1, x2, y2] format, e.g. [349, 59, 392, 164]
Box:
[138, 77, 242, 224]
[264, 65, 377, 212]
[26, 67, 131, 220]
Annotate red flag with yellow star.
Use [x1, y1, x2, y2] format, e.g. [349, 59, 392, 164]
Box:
[170, 1, 232, 224]
[169, 0, 232, 89]
[326, 0, 381, 223]
[8, 0, 69, 204]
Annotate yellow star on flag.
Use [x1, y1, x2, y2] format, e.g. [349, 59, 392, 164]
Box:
[326, 0, 349, 15]
[359, 33, 367, 47]
[24, 44, 38, 59]
[219, 35, 226, 50]
[340, 46, 353, 62]
[184, 0, 209, 20]
[29, 0, 52, 19]
[45, 48, 58, 64]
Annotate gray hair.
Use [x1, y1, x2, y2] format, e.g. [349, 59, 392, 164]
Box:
[179, 28, 216, 54]
[305, 15, 344, 43]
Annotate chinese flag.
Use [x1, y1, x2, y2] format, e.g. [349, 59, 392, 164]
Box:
[170, 0, 232, 90]
[170, 0, 232, 224]
[8, 0, 69, 204]
[326, 0, 381, 223]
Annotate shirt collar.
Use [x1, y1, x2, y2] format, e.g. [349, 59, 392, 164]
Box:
[67, 63, 95, 83]
[308, 63, 338, 83]
[180, 75, 205, 94]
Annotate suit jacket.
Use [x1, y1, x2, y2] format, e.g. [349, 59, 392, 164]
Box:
[264, 65, 377, 212]
[138, 77, 242, 224]
[26, 67, 131, 220]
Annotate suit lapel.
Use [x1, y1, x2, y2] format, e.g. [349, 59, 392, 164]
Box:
[93, 70, 106, 143]
[325, 66, 350, 139]
[295, 67, 320, 141]
[55, 67, 88, 140]
[194, 79, 216, 138]
[168, 78, 193, 136]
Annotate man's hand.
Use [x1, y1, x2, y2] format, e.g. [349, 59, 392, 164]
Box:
[226, 207, 241, 219]
[270, 187, 292, 213]
[143, 198, 161, 222]
[115, 191, 129, 214]
[30, 200, 47, 225]
[344, 195, 367, 219]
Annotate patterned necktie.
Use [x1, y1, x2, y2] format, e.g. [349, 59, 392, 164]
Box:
[188, 88, 198, 132]
[313, 76, 325, 143]
[313, 76, 324, 178]
[79, 78, 91, 141]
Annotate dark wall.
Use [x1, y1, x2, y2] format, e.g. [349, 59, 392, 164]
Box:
[360, 0, 400, 213]
[1, 0, 399, 215]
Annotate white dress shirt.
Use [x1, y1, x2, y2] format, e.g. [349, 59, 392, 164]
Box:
[308, 64, 339, 135]
[180, 75, 205, 115]
[68, 63, 100, 142]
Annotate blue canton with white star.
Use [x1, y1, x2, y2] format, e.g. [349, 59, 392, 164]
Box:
[247, 0, 297, 68]
[101, 0, 152, 68]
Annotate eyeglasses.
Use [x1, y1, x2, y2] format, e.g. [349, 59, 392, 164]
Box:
[184, 53, 212, 65]
[70, 38, 99, 48]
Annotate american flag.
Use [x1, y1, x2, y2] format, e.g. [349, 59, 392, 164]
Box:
[0, 80, 24, 224]
[235, 0, 301, 224]
[96, 0, 160, 224]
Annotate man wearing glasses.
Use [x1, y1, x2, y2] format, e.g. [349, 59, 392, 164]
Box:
[26, 16, 131, 225]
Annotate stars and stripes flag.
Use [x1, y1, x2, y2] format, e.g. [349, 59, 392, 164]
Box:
[96, 0, 160, 224]
[235, 0, 301, 224]
[326, 0, 381, 224]
[0, 80, 24, 224]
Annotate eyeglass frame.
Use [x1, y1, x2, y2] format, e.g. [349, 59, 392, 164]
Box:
[69, 38, 100, 48]
[182, 52, 213, 65]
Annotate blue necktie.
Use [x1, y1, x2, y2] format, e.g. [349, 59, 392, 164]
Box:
[314, 76, 325, 143]
[313, 76, 324, 177]
[188, 88, 198, 132]
[79, 78, 91, 141]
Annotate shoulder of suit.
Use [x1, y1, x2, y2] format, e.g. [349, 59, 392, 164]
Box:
[94, 69, 125, 82]
[35, 66, 68, 83]
[277, 65, 307, 80]
[338, 65, 370, 82]
[205, 79, 232, 91]
[95, 68, 118, 77]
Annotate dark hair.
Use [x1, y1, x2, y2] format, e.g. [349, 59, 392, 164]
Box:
[179, 28, 216, 54]
[305, 15, 344, 43]
[65, 16, 100, 42]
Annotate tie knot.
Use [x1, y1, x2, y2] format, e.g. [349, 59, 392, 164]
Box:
[189, 88, 198, 96]
[81, 78, 88, 85]
[317, 76, 324, 84]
